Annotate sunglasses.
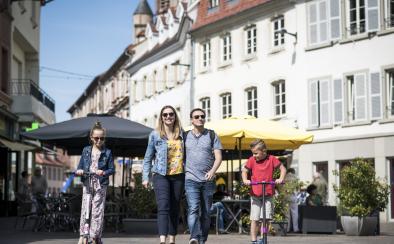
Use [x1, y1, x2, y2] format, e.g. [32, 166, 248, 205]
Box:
[162, 112, 175, 118]
[193, 114, 206, 119]
[92, 137, 105, 141]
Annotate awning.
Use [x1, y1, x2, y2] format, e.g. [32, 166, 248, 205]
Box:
[0, 138, 36, 151]
[216, 159, 247, 173]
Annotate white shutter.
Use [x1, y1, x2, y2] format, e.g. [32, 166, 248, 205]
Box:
[319, 0, 329, 43]
[329, 0, 341, 40]
[370, 72, 382, 120]
[308, 2, 318, 45]
[354, 73, 367, 121]
[320, 79, 331, 126]
[366, 0, 380, 32]
[156, 69, 163, 92]
[309, 80, 319, 127]
[333, 79, 343, 124]
[167, 65, 175, 88]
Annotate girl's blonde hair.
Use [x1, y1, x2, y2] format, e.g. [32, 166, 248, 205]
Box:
[157, 105, 182, 140]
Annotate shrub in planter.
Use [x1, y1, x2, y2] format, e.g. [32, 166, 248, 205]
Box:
[129, 173, 157, 218]
[333, 158, 390, 236]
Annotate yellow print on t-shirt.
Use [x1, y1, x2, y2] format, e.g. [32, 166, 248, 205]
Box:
[167, 139, 184, 175]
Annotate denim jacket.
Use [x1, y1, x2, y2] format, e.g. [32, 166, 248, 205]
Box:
[142, 130, 184, 182]
[77, 145, 115, 186]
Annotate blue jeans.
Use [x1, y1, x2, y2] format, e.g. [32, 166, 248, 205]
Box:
[185, 179, 215, 243]
[152, 173, 185, 236]
[209, 202, 226, 231]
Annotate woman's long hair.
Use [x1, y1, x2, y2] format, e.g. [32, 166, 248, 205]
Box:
[89, 121, 106, 145]
[157, 105, 182, 140]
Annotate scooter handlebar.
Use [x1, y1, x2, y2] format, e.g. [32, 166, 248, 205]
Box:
[249, 181, 285, 185]
[73, 171, 97, 176]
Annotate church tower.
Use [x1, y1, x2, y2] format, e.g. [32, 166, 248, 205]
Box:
[133, 0, 154, 43]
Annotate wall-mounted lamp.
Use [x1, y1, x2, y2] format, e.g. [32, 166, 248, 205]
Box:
[275, 29, 298, 43]
[171, 60, 190, 67]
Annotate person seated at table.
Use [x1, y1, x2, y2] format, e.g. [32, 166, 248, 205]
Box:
[242, 139, 286, 244]
[305, 184, 323, 206]
[210, 185, 230, 234]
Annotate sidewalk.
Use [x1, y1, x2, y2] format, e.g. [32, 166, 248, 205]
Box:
[1, 218, 393, 244]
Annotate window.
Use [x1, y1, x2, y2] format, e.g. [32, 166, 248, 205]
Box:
[200, 97, 211, 121]
[221, 93, 232, 118]
[221, 34, 232, 63]
[346, 73, 367, 122]
[201, 42, 211, 69]
[347, 0, 380, 35]
[1, 48, 9, 94]
[209, 0, 219, 8]
[386, 70, 394, 117]
[309, 78, 331, 127]
[348, 0, 366, 35]
[244, 25, 257, 56]
[245, 87, 258, 117]
[307, 0, 341, 45]
[273, 81, 286, 116]
[387, 0, 394, 28]
[272, 16, 285, 47]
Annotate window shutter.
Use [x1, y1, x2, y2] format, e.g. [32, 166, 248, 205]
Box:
[333, 79, 343, 124]
[309, 80, 319, 127]
[308, 2, 318, 45]
[329, 0, 341, 40]
[319, 0, 328, 43]
[320, 79, 331, 126]
[354, 73, 367, 121]
[157, 70, 164, 92]
[370, 72, 382, 120]
[167, 65, 175, 88]
[366, 0, 380, 32]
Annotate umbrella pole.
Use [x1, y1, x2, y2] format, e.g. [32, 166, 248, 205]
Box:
[231, 146, 234, 197]
[238, 137, 242, 178]
[122, 156, 125, 197]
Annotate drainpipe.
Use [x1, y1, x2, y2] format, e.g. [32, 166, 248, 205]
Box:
[189, 34, 195, 111]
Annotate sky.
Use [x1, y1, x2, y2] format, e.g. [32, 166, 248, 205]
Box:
[40, 0, 155, 122]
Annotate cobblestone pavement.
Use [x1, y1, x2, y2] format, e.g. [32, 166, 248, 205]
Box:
[1, 218, 393, 244]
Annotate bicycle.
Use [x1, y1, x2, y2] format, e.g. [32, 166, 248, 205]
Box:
[249, 181, 283, 244]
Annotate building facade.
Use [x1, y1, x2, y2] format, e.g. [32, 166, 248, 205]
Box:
[0, 0, 56, 216]
[127, 1, 197, 127]
[190, 0, 394, 222]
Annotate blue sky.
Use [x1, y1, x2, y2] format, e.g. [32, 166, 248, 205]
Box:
[40, 0, 155, 122]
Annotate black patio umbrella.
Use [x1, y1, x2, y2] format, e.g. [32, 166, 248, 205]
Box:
[21, 114, 153, 156]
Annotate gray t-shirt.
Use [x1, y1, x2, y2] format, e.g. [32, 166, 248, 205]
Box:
[185, 129, 222, 182]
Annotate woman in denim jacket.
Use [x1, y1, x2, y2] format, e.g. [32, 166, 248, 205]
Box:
[143, 105, 185, 244]
[76, 122, 115, 244]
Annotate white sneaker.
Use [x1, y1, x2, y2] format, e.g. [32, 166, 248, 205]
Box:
[189, 238, 199, 244]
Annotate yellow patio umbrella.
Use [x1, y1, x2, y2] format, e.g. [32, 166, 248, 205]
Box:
[203, 116, 313, 150]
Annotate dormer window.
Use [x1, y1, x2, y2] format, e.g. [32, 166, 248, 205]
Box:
[209, 0, 219, 8]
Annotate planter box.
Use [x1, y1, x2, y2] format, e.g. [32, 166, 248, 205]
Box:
[122, 218, 157, 235]
[271, 221, 288, 236]
[341, 216, 378, 236]
[299, 206, 337, 234]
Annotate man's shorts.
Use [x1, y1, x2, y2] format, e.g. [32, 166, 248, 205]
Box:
[250, 196, 273, 221]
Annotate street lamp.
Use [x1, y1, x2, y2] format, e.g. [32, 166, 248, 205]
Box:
[170, 60, 190, 67]
[170, 59, 194, 110]
[275, 29, 298, 44]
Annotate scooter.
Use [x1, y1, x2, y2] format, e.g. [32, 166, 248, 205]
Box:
[250, 181, 283, 244]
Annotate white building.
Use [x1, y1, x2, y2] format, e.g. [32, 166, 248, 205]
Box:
[190, 0, 394, 222]
[127, 1, 199, 127]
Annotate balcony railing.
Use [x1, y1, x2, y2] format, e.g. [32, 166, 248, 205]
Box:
[9, 79, 55, 112]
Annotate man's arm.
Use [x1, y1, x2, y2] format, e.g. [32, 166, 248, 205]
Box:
[205, 149, 222, 181]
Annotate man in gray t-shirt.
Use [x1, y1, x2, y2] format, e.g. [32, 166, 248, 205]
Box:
[185, 108, 222, 244]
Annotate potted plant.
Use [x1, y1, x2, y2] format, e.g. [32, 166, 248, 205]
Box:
[333, 158, 390, 236]
[271, 169, 302, 236]
[122, 173, 157, 234]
